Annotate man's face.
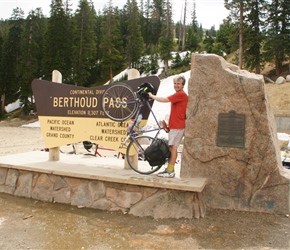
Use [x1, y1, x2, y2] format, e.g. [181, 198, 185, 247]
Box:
[173, 80, 184, 92]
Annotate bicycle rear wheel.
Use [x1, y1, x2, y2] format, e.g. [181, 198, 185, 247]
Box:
[126, 135, 163, 175]
[102, 83, 138, 122]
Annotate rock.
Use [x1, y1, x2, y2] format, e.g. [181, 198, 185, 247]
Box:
[276, 76, 286, 84]
[31, 174, 53, 202]
[129, 190, 193, 219]
[181, 53, 289, 214]
[279, 140, 289, 150]
[115, 190, 142, 208]
[14, 172, 33, 197]
[286, 75, 290, 82]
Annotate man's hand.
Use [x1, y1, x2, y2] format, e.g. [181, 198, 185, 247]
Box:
[148, 93, 169, 102]
[148, 92, 154, 99]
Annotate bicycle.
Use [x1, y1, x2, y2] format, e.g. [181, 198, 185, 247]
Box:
[102, 82, 168, 175]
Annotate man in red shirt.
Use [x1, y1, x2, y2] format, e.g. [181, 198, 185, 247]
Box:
[148, 76, 188, 178]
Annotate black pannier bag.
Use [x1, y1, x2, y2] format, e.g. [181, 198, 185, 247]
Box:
[144, 138, 171, 166]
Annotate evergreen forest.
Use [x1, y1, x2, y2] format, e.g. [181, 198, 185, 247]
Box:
[0, 0, 289, 116]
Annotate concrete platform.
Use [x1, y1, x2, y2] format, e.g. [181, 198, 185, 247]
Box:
[0, 151, 207, 193]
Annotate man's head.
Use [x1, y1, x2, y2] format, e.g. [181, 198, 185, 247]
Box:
[174, 76, 186, 86]
[173, 75, 186, 92]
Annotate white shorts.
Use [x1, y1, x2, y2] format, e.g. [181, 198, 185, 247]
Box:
[168, 129, 184, 147]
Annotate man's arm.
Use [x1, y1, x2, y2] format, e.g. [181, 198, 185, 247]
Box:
[148, 92, 169, 102]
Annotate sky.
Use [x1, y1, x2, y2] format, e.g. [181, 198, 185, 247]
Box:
[0, 0, 229, 29]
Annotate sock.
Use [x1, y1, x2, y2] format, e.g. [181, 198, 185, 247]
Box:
[167, 164, 174, 173]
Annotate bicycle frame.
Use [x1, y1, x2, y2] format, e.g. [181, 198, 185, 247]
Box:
[120, 97, 163, 148]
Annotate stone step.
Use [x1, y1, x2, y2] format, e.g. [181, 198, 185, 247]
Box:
[0, 151, 207, 193]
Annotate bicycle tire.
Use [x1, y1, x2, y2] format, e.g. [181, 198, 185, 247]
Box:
[126, 135, 163, 175]
[102, 83, 138, 122]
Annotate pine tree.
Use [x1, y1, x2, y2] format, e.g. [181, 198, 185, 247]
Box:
[72, 0, 97, 86]
[185, 0, 201, 52]
[150, 0, 164, 46]
[202, 35, 215, 53]
[213, 20, 235, 56]
[181, 0, 188, 51]
[225, 0, 245, 68]
[18, 9, 46, 114]
[43, 0, 73, 82]
[159, 0, 173, 76]
[125, 0, 145, 69]
[87, 12, 103, 85]
[141, 0, 152, 51]
[0, 8, 24, 114]
[100, 0, 124, 83]
[264, 0, 290, 75]
[242, 0, 267, 73]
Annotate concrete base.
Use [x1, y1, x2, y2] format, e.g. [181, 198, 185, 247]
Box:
[0, 151, 207, 219]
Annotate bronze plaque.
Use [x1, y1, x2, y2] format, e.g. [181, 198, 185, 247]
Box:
[217, 111, 245, 148]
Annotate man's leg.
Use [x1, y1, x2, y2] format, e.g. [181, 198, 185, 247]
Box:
[167, 145, 177, 173]
[157, 129, 183, 178]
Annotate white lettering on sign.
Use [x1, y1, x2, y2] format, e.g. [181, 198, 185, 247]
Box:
[47, 119, 60, 124]
[53, 97, 98, 108]
[50, 126, 71, 132]
[59, 134, 74, 139]
[90, 135, 103, 141]
[46, 132, 58, 138]
[68, 110, 87, 115]
[102, 97, 128, 109]
[95, 121, 116, 127]
[101, 129, 126, 135]
[105, 136, 119, 142]
[69, 89, 94, 95]
[88, 110, 98, 115]
[95, 90, 105, 94]
[62, 120, 74, 125]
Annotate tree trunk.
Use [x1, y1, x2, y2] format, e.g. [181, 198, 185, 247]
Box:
[110, 67, 113, 83]
[164, 60, 169, 76]
[1, 93, 5, 115]
[256, 63, 261, 74]
[182, 0, 187, 51]
[239, 0, 243, 69]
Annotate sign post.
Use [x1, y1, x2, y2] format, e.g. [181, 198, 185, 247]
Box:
[49, 70, 62, 161]
[124, 69, 140, 169]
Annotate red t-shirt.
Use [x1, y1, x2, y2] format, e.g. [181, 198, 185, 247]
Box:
[167, 90, 188, 129]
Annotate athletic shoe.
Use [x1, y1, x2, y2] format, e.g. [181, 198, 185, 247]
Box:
[157, 170, 175, 178]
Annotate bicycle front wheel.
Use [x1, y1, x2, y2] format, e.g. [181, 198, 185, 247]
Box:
[126, 135, 163, 175]
[102, 83, 138, 122]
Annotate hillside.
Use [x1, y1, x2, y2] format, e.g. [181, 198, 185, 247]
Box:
[266, 81, 290, 116]
[263, 63, 290, 116]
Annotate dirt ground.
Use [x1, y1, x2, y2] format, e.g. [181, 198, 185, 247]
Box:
[0, 192, 290, 250]
[266, 81, 290, 116]
[0, 81, 290, 249]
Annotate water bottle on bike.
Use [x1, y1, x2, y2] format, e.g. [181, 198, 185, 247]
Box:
[135, 113, 142, 128]
[127, 118, 135, 133]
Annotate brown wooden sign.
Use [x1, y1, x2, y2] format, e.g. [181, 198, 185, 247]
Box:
[32, 76, 160, 152]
